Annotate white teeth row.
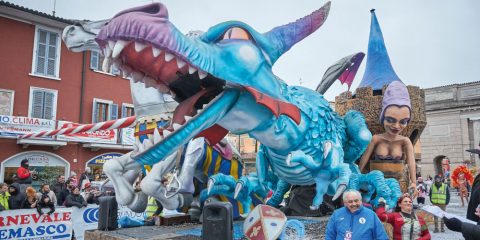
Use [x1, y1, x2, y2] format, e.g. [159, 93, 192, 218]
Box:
[132, 115, 196, 154]
[102, 39, 209, 85]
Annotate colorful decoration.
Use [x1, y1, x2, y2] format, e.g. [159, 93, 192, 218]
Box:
[243, 205, 287, 240]
[451, 165, 474, 188]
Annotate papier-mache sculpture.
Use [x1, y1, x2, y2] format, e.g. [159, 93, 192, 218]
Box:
[62, 1, 402, 220]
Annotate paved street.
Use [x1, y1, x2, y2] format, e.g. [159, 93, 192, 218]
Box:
[426, 190, 469, 240]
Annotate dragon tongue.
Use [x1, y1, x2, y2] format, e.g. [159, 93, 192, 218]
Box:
[171, 87, 214, 126]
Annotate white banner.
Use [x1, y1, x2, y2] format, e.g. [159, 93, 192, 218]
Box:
[120, 127, 135, 145]
[71, 204, 146, 240]
[0, 115, 55, 139]
[0, 208, 73, 240]
[56, 121, 118, 144]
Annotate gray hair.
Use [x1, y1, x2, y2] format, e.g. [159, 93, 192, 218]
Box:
[342, 189, 361, 201]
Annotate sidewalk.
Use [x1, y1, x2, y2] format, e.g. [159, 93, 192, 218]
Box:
[427, 191, 468, 240]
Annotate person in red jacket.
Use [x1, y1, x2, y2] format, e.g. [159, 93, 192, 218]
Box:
[17, 159, 32, 184]
[376, 194, 431, 240]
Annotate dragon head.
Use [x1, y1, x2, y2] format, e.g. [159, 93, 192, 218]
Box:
[93, 2, 330, 164]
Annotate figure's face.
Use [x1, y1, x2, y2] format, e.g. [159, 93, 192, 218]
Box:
[58, 176, 65, 183]
[399, 197, 413, 213]
[383, 106, 410, 136]
[344, 192, 362, 213]
[0, 185, 7, 193]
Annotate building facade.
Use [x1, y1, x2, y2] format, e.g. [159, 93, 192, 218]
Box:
[419, 81, 480, 177]
[0, 1, 135, 188]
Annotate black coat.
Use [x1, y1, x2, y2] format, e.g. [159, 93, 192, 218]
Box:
[65, 193, 87, 208]
[7, 183, 26, 210]
[467, 173, 480, 223]
[462, 221, 480, 240]
[53, 182, 66, 205]
[37, 194, 55, 215]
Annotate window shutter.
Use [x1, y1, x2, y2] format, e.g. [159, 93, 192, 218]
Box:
[110, 103, 118, 120]
[43, 92, 54, 119]
[92, 100, 99, 123]
[121, 105, 127, 118]
[90, 51, 99, 70]
[31, 90, 44, 118]
[35, 30, 47, 75]
[46, 32, 58, 76]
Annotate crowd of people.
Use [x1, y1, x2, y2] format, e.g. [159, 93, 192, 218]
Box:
[0, 159, 110, 215]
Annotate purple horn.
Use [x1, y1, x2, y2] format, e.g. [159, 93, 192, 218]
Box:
[264, 1, 331, 63]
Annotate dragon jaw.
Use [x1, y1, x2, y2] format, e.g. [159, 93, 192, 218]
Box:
[94, 2, 330, 165]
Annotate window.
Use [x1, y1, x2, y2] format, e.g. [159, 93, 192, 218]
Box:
[28, 87, 57, 120]
[0, 89, 14, 115]
[32, 26, 61, 78]
[90, 51, 120, 75]
[121, 103, 135, 118]
[92, 98, 118, 123]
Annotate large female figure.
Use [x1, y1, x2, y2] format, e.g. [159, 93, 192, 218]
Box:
[359, 81, 417, 193]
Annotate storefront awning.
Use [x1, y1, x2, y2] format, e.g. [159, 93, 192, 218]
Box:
[17, 138, 67, 150]
[82, 143, 134, 151]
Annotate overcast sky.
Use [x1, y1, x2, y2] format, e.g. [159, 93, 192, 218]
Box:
[7, 0, 480, 101]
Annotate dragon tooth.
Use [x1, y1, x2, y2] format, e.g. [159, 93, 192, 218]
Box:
[134, 42, 148, 52]
[157, 83, 170, 93]
[184, 116, 193, 122]
[108, 40, 115, 50]
[172, 123, 182, 131]
[176, 58, 186, 69]
[112, 40, 128, 58]
[198, 71, 208, 79]
[153, 128, 162, 143]
[102, 57, 111, 72]
[152, 47, 162, 57]
[188, 66, 197, 74]
[202, 104, 208, 109]
[164, 52, 175, 62]
[143, 139, 153, 149]
[163, 129, 171, 137]
[136, 138, 145, 152]
[131, 71, 144, 83]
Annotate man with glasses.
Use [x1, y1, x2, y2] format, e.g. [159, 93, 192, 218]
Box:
[326, 190, 388, 240]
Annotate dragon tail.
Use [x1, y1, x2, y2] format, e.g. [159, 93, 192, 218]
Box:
[343, 110, 372, 164]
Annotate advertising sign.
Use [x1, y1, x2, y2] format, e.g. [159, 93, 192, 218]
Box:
[120, 127, 135, 145]
[87, 153, 123, 165]
[0, 115, 55, 139]
[0, 208, 73, 240]
[71, 204, 146, 240]
[56, 121, 117, 144]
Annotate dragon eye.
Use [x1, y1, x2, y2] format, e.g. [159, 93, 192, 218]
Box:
[223, 27, 251, 40]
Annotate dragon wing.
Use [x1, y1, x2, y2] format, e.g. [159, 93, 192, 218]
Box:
[315, 52, 365, 95]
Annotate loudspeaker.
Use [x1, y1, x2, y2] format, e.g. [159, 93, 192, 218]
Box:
[97, 196, 118, 231]
[202, 201, 233, 240]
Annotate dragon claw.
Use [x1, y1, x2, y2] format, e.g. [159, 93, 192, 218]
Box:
[207, 178, 215, 195]
[332, 184, 347, 201]
[309, 205, 319, 211]
[286, 153, 292, 166]
[234, 182, 243, 199]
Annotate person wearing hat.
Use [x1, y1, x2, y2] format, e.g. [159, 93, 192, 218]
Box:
[359, 81, 417, 195]
[429, 174, 450, 232]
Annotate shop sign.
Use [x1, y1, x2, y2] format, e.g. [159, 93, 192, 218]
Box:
[87, 153, 122, 165]
[26, 153, 50, 165]
[56, 121, 117, 144]
[120, 127, 135, 145]
[0, 208, 72, 240]
[0, 115, 55, 139]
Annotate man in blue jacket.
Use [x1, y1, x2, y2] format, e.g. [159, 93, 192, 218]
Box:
[326, 189, 388, 240]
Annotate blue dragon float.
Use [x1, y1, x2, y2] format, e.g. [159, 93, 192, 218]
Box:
[62, 1, 401, 216]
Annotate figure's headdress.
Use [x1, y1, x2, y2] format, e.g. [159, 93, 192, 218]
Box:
[379, 81, 411, 123]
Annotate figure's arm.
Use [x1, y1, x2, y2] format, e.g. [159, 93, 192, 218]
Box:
[404, 138, 416, 189]
[359, 136, 376, 172]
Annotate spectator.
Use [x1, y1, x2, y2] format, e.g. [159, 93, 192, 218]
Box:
[53, 175, 66, 204]
[58, 179, 75, 206]
[36, 183, 57, 206]
[443, 217, 480, 240]
[65, 186, 87, 208]
[424, 175, 433, 194]
[69, 171, 78, 187]
[467, 173, 480, 223]
[376, 194, 431, 240]
[78, 167, 93, 190]
[429, 174, 450, 232]
[22, 187, 38, 209]
[17, 159, 33, 193]
[325, 189, 388, 240]
[81, 183, 102, 204]
[37, 194, 55, 215]
[417, 177, 427, 205]
[8, 183, 26, 210]
[0, 183, 10, 211]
